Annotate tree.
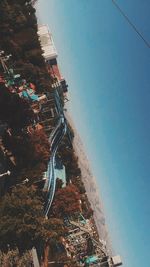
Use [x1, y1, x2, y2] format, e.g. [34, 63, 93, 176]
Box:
[29, 128, 50, 164]
[87, 237, 95, 256]
[57, 145, 81, 182]
[2, 127, 50, 184]
[81, 195, 93, 219]
[0, 249, 33, 267]
[71, 176, 86, 194]
[53, 253, 80, 267]
[0, 83, 34, 131]
[19, 127, 50, 182]
[51, 184, 81, 218]
[0, 0, 52, 94]
[55, 178, 64, 191]
[3, 128, 50, 167]
[0, 185, 64, 253]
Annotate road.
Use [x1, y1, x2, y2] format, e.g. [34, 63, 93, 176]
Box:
[44, 119, 67, 216]
[43, 88, 67, 217]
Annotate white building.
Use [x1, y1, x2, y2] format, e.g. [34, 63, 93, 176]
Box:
[111, 255, 122, 266]
[38, 25, 58, 60]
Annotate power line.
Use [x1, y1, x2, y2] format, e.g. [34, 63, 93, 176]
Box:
[112, 0, 150, 49]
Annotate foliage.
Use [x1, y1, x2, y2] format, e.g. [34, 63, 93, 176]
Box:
[18, 162, 47, 185]
[56, 254, 80, 267]
[71, 176, 86, 194]
[86, 237, 95, 256]
[55, 178, 64, 191]
[51, 184, 81, 218]
[0, 0, 52, 187]
[29, 128, 50, 164]
[0, 248, 33, 267]
[0, 185, 64, 253]
[80, 194, 93, 219]
[58, 145, 81, 182]
[0, 0, 52, 91]
[2, 127, 50, 183]
[0, 83, 34, 131]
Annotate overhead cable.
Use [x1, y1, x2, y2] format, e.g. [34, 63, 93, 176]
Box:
[112, 0, 150, 49]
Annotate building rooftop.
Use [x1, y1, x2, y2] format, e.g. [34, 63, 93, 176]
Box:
[38, 25, 58, 60]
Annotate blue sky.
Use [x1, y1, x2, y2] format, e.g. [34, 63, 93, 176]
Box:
[37, 1, 150, 266]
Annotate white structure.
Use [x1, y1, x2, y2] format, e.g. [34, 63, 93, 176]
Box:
[38, 25, 58, 60]
[0, 170, 11, 178]
[111, 255, 122, 266]
[31, 248, 40, 267]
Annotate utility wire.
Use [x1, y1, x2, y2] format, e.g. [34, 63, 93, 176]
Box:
[112, 0, 150, 49]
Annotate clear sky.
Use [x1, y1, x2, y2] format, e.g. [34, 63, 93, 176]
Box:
[37, 1, 150, 267]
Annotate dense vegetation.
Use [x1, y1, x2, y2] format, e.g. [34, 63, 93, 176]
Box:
[51, 184, 81, 218]
[0, 0, 51, 92]
[58, 140, 81, 182]
[0, 0, 51, 187]
[0, 249, 33, 267]
[0, 186, 65, 252]
[0, 0, 54, 262]
[3, 125, 50, 183]
[0, 1, 95, 266]
[0, 83, 34, 131]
